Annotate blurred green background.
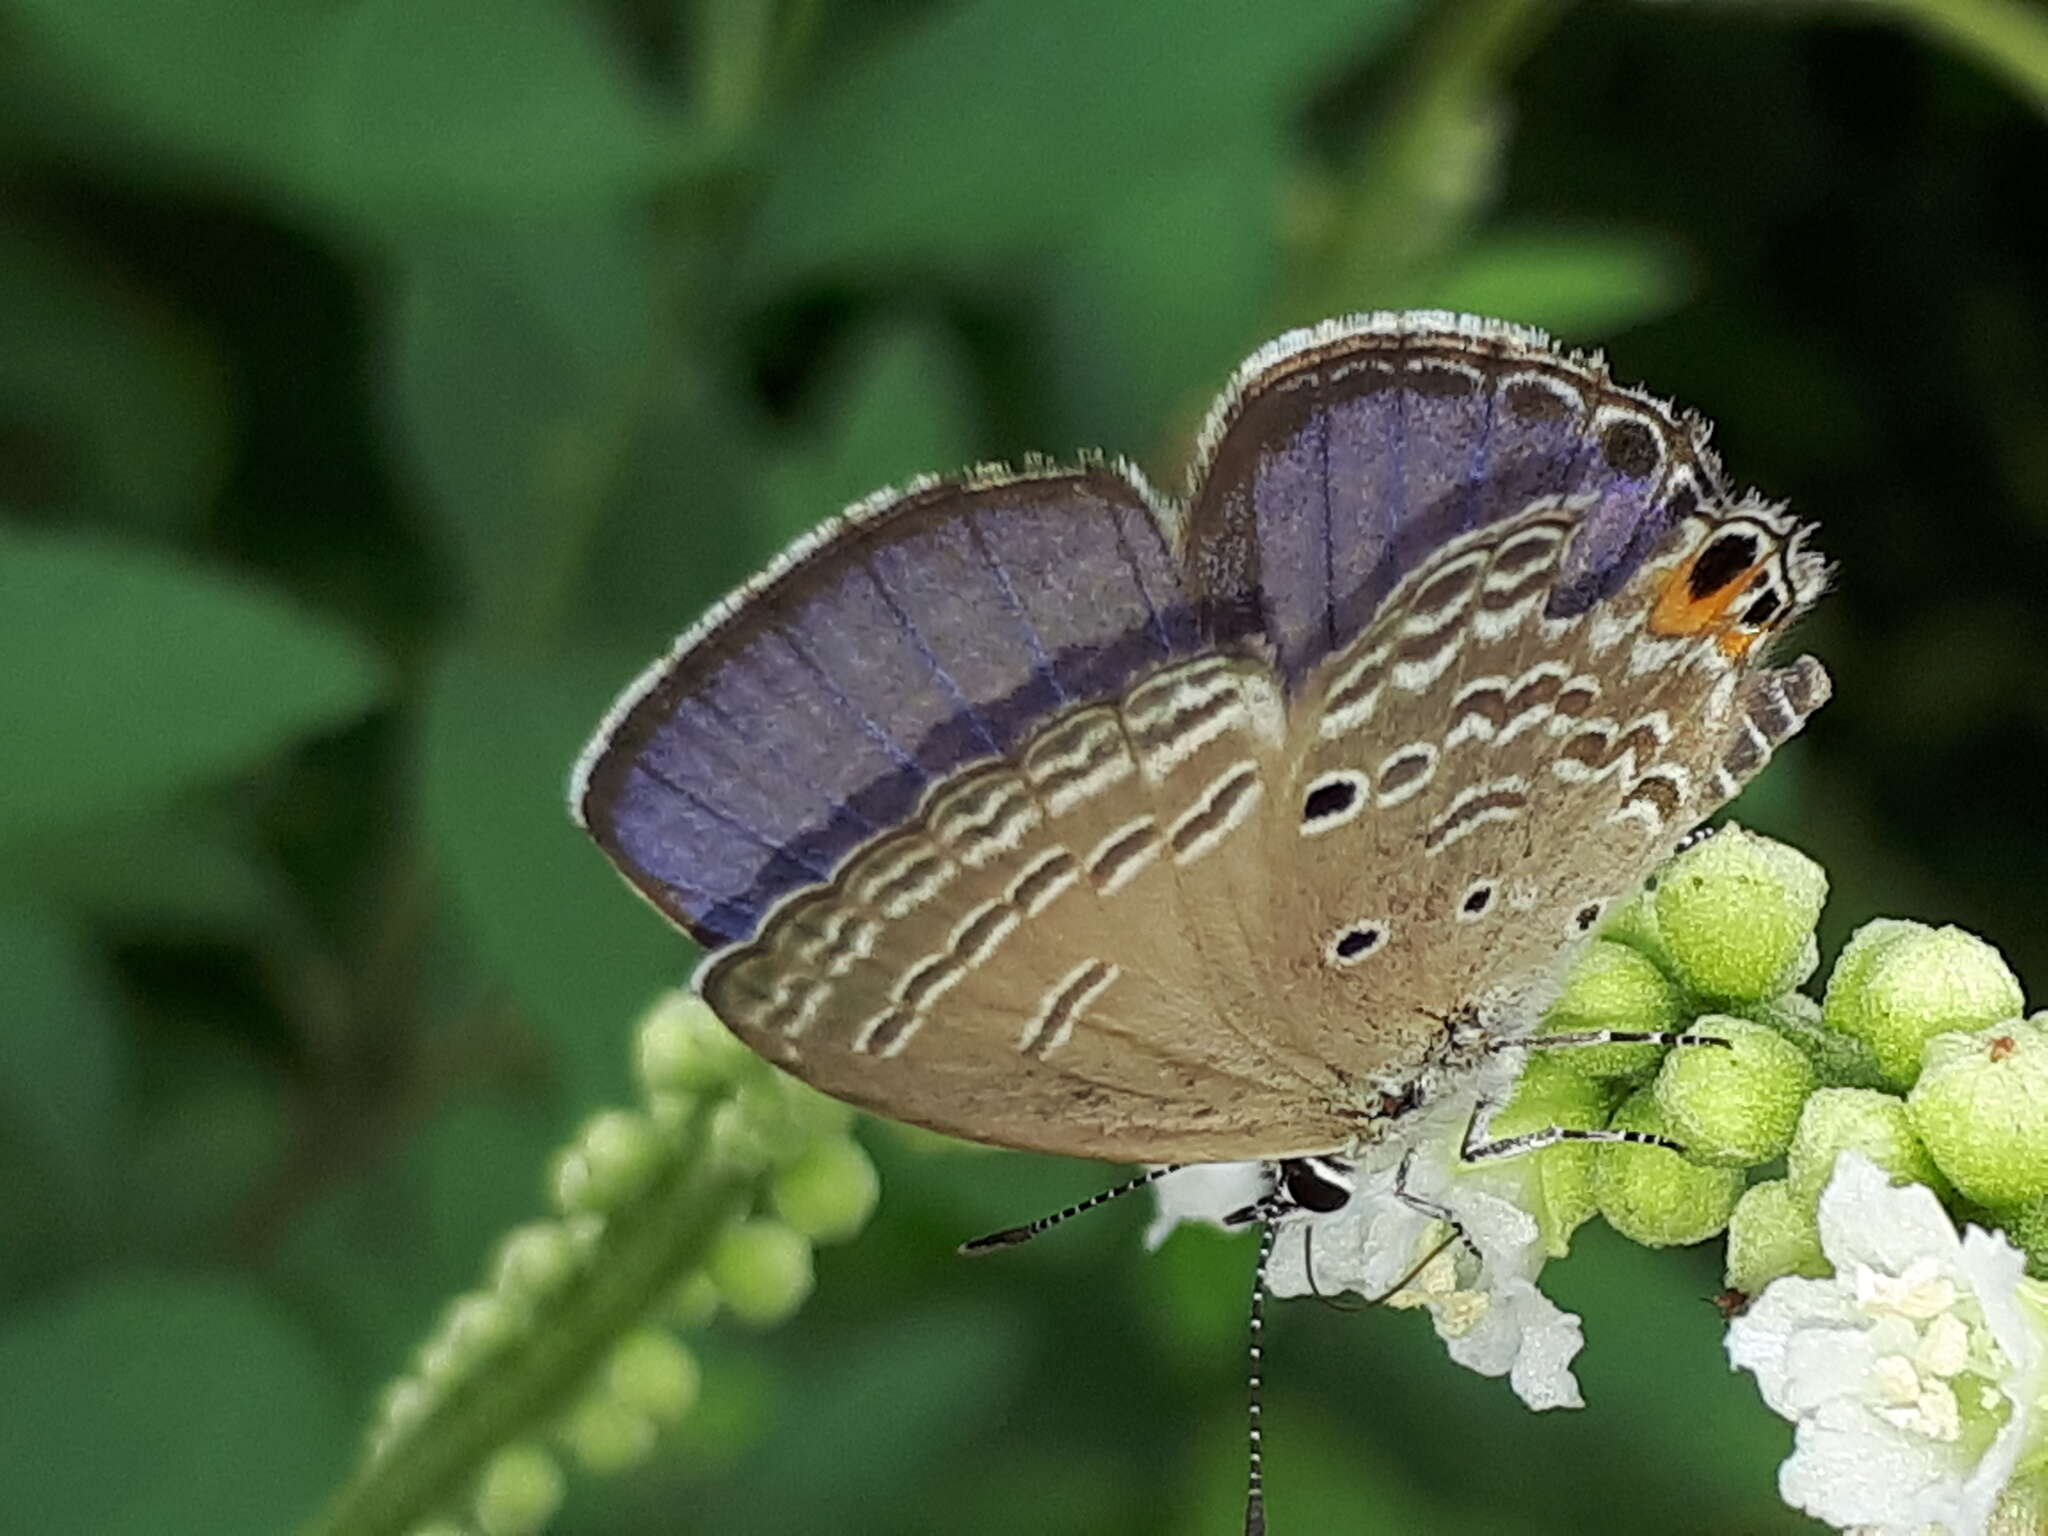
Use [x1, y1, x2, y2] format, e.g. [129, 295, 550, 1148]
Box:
[2, 0, 2045, 1531]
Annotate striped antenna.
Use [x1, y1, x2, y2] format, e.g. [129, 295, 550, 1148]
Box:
[959, 1165, 1184, 1255]
[1245, 1222, 1276, 1536]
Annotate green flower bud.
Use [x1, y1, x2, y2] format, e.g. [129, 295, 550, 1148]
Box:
[490, 1222, 583, 1306]
[1745, 992, 1887, 1091]
[1766, 933, 1821, 996]
[551, 1110, 663, 1215]
[635, 991, 761, 1097]
[418, 1292, 520, 1385]
[1822, 923, 2024, 1088]
[668, 1270, 720, 1329]
[772, 1073, 858, 1138]
[474, 1444, 564, 1536]
[1821, 919, 1928, 1028]
[1909, 1020, 2048, 1207]
[373, 1377, 436, 1444]
[1598, 887, 1672, 971]
[706, 1099, 777, 1173]
[1784, 1087, 1949, 1204]
[1591, 1089, 1747, 1247]
[1484, 1054, 1610, 1255]
[562, 1396, 657, 1475]
[608, 1329, 701, 1424]
[1724, 1178, 1829, 1295]
[1654, 1015, 1816, 1167]
[1653, 827, 1826, 1004]
[1997, 1195, 2048, 1280]
[708, 1218, 815, 1327]
[731, 1075, 826, 1166]
[1541, 940, 1685, 1083]
[771, 1136, 881, 1244]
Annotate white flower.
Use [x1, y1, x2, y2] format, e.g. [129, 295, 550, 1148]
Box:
[1146, 1097, 1585, 1412]
[1727, 1153, 2048, 1536]
[1142, 1161, 1269, 1250]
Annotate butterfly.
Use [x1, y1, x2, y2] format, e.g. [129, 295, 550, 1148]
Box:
[572, 311, 1829, 1530]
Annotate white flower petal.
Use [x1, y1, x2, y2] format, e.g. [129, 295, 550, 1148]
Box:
[1730, 1154, 2048, 1536]
[1779, 1396, 1955, 1530]
[1729, 1277, 1864, 1414]
[1817, 1156, 1967, 1279]
[1781, 1325, 1885, 1413]
[1143, 1162, 1268, 1250]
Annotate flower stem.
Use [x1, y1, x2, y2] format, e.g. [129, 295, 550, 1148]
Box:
[304, 1109, 750, 1536]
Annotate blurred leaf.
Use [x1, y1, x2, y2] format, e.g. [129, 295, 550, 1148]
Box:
[0, 530, 383, 846]
[388, 215, 659, 642]
[301, 0, 675, 216]
[1398, 228, 1694, 340]
[0, 224, 229, 533]
[0, 899, 122, 1199]
[1042, 135, 1285, 474]
[1178, 1398, 1451, 1536]
[0, 1272, 348, 1536]
[2, 804, 280, 939]
[701, 1302, 1031, 1534]
[1857, 0, 2048, 113]
[121, 1053, 284, 1257]
[563, 319, 972, 678]
[8, 0, 678, 214]
[1293, 0, 1561, 317]
[4, 0, 327, 183]
[744, 0, 1420, 282]
[1138, 1222, 1257, 1364]
[762, 319, 981, 542]
[267, 1096, 560, 1388]
[420, 646, 683, 1110]
[1542, 1226, 1803, 1529]
[565, 352, 775, 649]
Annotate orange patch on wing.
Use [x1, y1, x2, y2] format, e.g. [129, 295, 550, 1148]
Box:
[1648, 546, 1767, 642]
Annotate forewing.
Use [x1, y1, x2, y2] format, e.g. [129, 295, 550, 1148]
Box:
[578, 467, 1356, 1162]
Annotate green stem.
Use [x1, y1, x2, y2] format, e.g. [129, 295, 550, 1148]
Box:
[1293, 0, 1569, 317]
[1880, 0, 2048, 111]
[304, 1111, 750, 1536]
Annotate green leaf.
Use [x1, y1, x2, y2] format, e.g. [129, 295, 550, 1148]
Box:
[1398, 228, 1694, 340]
[0, 1273, 348, 1536]
[700, 1304, 1031, 1534]
[266, 1095, 560, 1383]
[121, 1054, 285, 1258]
[300, 0, 675, 215]
[9, 0, 678, 215]
[0, 531, 383, 846]
[0, 900, 123, 1199]
[420, 647, 684, 1110]
[0, 224, 229, 534]
[0, 805, 281, 940]
[762, 320, 982, 544]
[387, 216, 658, 641]
[745, 0, 1420, 282]
[5, 0, 328, 182]
[1179, 1402, 1449, 1535]
[1041, 135, 1285, 474]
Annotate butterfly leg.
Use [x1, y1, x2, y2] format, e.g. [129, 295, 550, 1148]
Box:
[1512, 1028, 1731, 1053]
[1458, 1092, 1686, 1163]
